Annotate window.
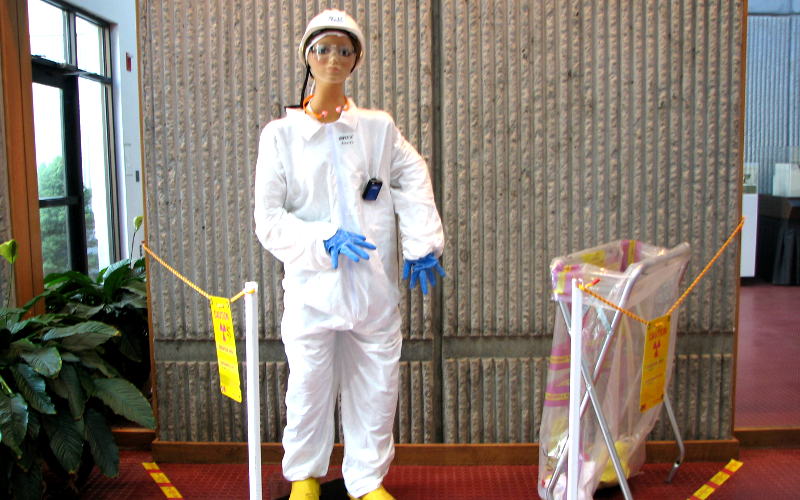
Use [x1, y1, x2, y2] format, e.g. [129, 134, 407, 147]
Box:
[29, 0, 117, 277]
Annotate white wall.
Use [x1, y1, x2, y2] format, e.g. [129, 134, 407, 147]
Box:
[68, 0, 143, 259]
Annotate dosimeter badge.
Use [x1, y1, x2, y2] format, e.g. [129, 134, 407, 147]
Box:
[362, 178, 383, 200]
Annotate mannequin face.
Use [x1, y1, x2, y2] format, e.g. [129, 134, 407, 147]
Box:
[306, 34, 356, 87]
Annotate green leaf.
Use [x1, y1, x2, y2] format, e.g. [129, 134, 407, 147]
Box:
[27, 411, 40, 439]
[16, 438, 37, 470]
[9, 338, 36, 352]
[60, 351, 80, 362]
[92, 378, 155, 429]
[132, 257, 146, 273]
[102, 262, 133, 302]
[0, 393, 28, 456]
[67, 302, 104, 319]
[122, 281, 147, 296]
[48, 376, 70, 399]
[134, 215, 143, 231]
[21, 346, 62, 377]
[43, 412, 84, 474]
[118, 332, 143, 363]
[115, 294, 147, 311]
[0, 308, 23, 328]
[77, 368, 96, 397]
[10, 314, 62, 335]
[42, 321, 120, 351]
[11, 460, 43, 500]
[58, 363, 86, 419]
[84, 408, 119, 477]
[0, 239, 17, 264]
[5, 339, 36, 363]
[0, 373, 12, 395]
[0, 393, 14, 424]
[78, 350, 120, 378]
[11, 364, 55, 414]
[103, 259, 132, 281]
[8, 320, 29, 336]
[43, 270, 95, 289]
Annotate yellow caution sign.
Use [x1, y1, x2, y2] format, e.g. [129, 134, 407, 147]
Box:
[210, 296, 242, 402]
[639, 315, 671, 412]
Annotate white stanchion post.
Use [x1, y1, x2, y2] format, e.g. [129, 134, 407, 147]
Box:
[567, 279, 583, 500]
[244, 282, 262, 500]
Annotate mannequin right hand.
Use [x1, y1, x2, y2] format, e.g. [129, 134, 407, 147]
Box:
[323, 229, 376, 269]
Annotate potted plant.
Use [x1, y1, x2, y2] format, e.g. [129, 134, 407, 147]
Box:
[0, 238, 155, 499]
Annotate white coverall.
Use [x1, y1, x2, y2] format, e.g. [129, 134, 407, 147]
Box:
[253, 99, 444, 496]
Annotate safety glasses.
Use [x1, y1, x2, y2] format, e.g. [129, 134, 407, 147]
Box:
[310, 44, 356, 60]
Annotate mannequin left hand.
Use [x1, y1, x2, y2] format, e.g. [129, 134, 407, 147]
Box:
[402, 253, 445, 295]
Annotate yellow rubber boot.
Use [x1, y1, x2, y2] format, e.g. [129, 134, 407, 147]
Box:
[353, 485, 395, 500]
[289, 478, 320, 500]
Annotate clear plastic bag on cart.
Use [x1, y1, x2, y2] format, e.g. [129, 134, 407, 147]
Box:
[538, 240, 690, 499]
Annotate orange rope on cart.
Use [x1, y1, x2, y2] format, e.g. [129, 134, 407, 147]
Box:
[142, 242, 249, 303]
[577, 217, 745, 326]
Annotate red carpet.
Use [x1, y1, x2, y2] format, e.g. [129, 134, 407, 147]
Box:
[735, 282, 800, 428]
[82, 448, 800, 499]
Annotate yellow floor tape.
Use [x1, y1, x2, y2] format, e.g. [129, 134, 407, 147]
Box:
[688, 459, 743, 500]
[142, 462, 184, 499]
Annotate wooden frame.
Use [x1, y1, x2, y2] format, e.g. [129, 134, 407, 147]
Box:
[1, 0, 44, 307]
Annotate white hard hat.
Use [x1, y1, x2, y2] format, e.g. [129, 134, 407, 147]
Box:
[298, 9, 365, 71]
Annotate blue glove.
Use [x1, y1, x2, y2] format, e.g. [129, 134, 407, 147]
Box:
[402, 253, 446, 295]
[323, 229, 376, 269]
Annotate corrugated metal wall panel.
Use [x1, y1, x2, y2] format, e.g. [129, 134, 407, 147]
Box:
[745, 15, 800, 192]
[646, 353, 732, 440]
[661, 353, 733, 440]
[156, 361, 246, 442]
[791, 16, 800, 156]
[396, 361, 436, 443]
[439, 0, 742, 339]
[155, 359, 430, 443]
[154, 355, 734, 443]
[443, 357, 548, 443]
[443, 354, 732, 444]
[140, 1, 743, 445]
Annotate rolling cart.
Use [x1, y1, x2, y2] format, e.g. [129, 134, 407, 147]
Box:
[538, 240, 692, 499]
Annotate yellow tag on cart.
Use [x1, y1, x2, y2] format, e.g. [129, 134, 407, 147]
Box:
[639, 315, 671, 412]
[554, 265, 573, 295]
[210, 296, 242, 402]
[581, 249, 606, 267]
[626, 240, 638, 267]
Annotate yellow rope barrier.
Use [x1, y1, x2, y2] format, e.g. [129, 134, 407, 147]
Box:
[143, 216, 743, 314]
[665, 217, 745, 317]
[142, 242, 248, 303]
[578, 282, 650, 325]
[577, 217, 745, 325]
